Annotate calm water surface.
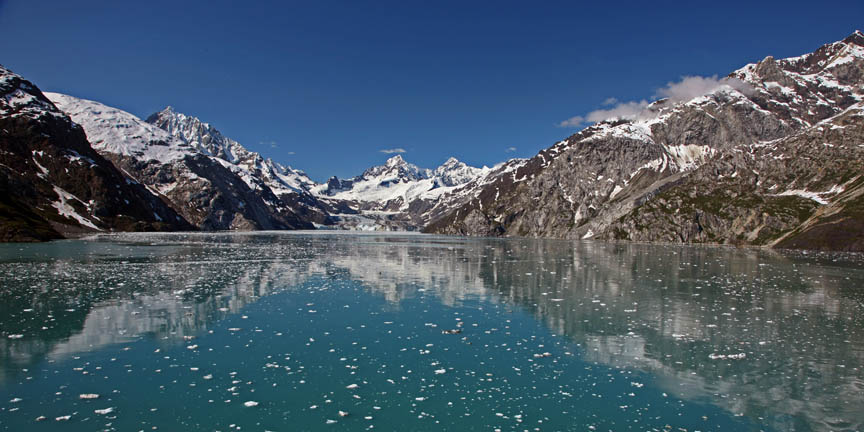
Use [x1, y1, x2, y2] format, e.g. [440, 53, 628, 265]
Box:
[0, 232, 862, 431]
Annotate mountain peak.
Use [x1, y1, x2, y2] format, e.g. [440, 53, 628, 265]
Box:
[385, 154, 406, 166]
[843, 30, 864, 47]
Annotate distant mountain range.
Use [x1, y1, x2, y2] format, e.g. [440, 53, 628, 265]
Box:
[1, 31, 862, 251]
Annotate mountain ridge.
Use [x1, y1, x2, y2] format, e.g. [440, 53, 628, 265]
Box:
[3, 31, 863, 250]
[424, 30, 864, 251]
[0, 66, 192, 241]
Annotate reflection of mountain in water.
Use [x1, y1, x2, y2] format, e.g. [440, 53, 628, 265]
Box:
[1, 233, 862, 431]
[326, 237, 494, 306]
[325, 237, 864, 432]
[0, 235, 309, 382]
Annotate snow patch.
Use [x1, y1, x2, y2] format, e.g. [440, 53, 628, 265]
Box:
[51, 186, 101, 230]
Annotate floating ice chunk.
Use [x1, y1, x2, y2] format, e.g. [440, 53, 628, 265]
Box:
[9, 397, 22, 403]
[346, 383, 359, 389]
[434, 369, 446, 375]
[94, 407, 114, 415]
[55, 415, 71, 421]
[708, 352, 747, 360]
[244, 401, 259, 407]
[7, 334, 23, 339]
[338, 410, 349, 417]
[79, 393, 100, 399]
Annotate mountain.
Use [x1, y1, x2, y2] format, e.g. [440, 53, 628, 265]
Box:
[311, 155, 491, 230]
[5, 32, 863, 251]
[425, 31, 864, 251]
[47, 95, 334, 230]
[145, 107, 318, 196]
[146, 106, 341, 227]
[0, 65, 191, 241]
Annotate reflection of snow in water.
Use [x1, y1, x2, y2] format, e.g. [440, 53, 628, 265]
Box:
[0, 232, 862, 431]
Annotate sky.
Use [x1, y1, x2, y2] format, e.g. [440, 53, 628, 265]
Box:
[1, 0, 861, 181]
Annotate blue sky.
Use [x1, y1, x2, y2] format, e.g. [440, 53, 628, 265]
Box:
[1, 0, 861, 181]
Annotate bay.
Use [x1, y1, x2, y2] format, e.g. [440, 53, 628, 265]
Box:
[0, 232, 862, 431]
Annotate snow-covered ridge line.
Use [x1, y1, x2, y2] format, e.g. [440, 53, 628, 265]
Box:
[46, 93, 191, 164]
[47, 94, 318, 198]
[147, 107, 317, 195]
[312, 154, 492, 206]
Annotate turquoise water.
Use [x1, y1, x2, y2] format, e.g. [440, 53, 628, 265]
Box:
[1, 233, 863, 431]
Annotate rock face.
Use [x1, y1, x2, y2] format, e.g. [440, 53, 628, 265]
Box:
[47, 95, 334, 231]
[0, 65, 191, 241]
[425, 31, 864, 251]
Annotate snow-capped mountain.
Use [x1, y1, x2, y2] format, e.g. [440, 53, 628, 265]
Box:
[146, 107, 317, 195]
[47, 94, 332, 231]
[310, 154, 491, 230]
[426, 31, 864, 251]
[315, 155, 488, 204]
[5, 31, 864, 250]
[433, 157, 487, 187]
[0, 66, 191, 241]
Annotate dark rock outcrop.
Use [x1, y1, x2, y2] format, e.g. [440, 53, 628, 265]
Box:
[0, 65, 192, 241]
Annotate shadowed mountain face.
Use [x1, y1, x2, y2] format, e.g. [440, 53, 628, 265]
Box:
[0, 66, 192, 241]
[1, 233, 862, 430]
[425, 32, 864, 252]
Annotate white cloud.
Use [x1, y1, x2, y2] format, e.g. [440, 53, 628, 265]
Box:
[379, 148, 406, 154]
[505, 146, 517, 153]
[655, 75, 751, 102]
[584, 100, 650, 123]
[260, 140, 278, 148]
[557, 116, 585, 127]
[558, 75, 754, 126]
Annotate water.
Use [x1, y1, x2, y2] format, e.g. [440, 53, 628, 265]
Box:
[0, 232, 862, 431]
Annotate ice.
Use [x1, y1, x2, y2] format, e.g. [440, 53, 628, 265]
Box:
[0, 232, 862, 431]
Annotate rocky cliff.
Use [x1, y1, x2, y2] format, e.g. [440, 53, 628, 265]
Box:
[425, 31, 864, 252]
[47, 95, 335, 231]
[0, 65, 192, 241]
